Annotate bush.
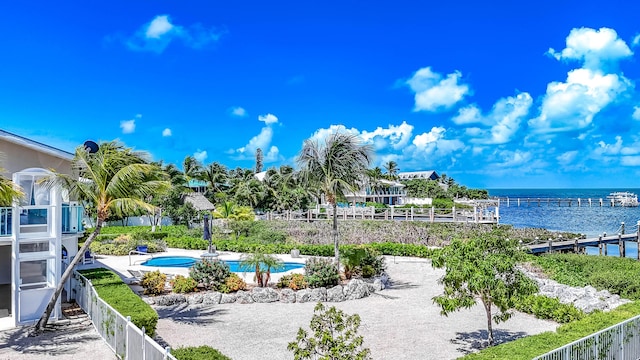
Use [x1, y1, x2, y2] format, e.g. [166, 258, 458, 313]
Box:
[79, 268, 158, 336]
[219, 273, 246, 293]
[304, 257, 339, 288]
[340, 246, 386, 279]
[171, 346, 231, 360]
[515, 295, 585, 323]
[171, 275, 198, 294]
[189, 259, 231, 290]
[277, 273, 308, 290]
[141, 270, 167, 295]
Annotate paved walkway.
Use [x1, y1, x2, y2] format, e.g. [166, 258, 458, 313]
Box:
[153, 256, 559, 360]
[0, 304, 115, 360]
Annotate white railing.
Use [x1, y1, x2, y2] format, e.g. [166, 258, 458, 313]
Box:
[73, 271, 177, 360]
[533, 314, 640, 360]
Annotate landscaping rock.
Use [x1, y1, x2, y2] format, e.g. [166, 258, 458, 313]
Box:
[236, 290, 254, 304]
[220, 293, 237, 304]
[202, 292, 222, 305]
[154, 294, 186, 306]
[251, 287, 280, 303]
[309, 287, 327, 302]
[279, 288, 296, 303]
[326, 285, 345, 302]
[344, 279, 370, 300]
[295, 289, 312, 303]
[186, 293, 205, 305]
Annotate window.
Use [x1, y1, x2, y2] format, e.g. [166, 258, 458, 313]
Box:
[20, 260, 48, 288]
[19, 241, 50, 253]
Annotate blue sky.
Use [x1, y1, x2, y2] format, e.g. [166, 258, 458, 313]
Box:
[2, 1, 640, 188]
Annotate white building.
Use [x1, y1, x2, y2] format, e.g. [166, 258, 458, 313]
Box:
[0, 130, 84, 330]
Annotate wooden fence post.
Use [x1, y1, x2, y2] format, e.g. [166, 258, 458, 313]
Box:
[599, 235, 603, 255]
[619, 233, 624, 258]
[548, 239, 553, 254]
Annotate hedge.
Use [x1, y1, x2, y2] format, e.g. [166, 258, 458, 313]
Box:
[163, 236, 435, 258]
[79, 268, 158, 337]
[463, 301, 640, 359]
[171, 346, 232, 360]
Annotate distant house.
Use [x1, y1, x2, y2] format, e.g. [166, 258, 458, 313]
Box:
[0, 130, 84, 330]
[344, 179, 407, 206]
[397, 170, 440, 181]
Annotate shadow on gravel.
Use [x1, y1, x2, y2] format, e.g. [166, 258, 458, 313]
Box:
[156, 303, 228, 325]
[451, 329, 528, 354]
[0, 318, 100, 356]
[386, 280, 419, 290]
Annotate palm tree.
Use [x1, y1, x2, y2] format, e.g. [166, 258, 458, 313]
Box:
[384, 161, 399, 179]
[0, 168, 23, 206]
[365, 167, 384, 203]
[240, 250, 283, 287]
[182, 155, 203, 185]
[297, 132, 373, 265]
[202, 161, 228, 195]
[32, 141, 170, 334]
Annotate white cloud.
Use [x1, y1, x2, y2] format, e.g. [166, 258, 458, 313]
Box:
[411, 127, 464, 157]
[529, 69, 631, 133]
[633, 34, 640, 47]
[406, 67, 470, 112]
[264, 146, 280, 162]
[126, 15, 223, 53]
[621, 156, 640, 166]
[135, 114, 142, 118]
[633, 106, 640, 120]
[162, 128, 172, 137]
[360, 121, 414, 150]
[194, 150, 207, 163]
[120, 119, 135, 134]
[236, 127, 273, 154]
[413, 126, 446, 148]
[258, 113, 278, 125]
[231, 107, 247, 117]
[452, 105, 483, 125]
[146, 15, 174, 39]
[307, 125, 361, 144]
[548, 27, 632, 70]
[557, 150, 578, 165]
[461, 93, 532, 144]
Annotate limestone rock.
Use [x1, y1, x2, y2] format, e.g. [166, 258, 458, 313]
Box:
[251, 287, 280, 303]
[279, 288, 296, 303]
[326, 285, 345, 302]
[236, 290, 254, 304]
[344, 279, 370, 300]
[309, 288, 327, 302]
[186, 293, 205, 305]
[220, 293, 237, 304]
[296, 289, 312, 303]
[202, 292, 222, 305]
[154, 294, 186, 306]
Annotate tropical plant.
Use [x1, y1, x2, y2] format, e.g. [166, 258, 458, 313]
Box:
[297, 132, 373, 265]
[33, 141, 170, 334]
[383, 160, 399, 179]
[171, 275, 198, 294]
[201, 161, 228, 196]
[141, 270, 167, 295]
[277, 273, 308, 290]
[431, 233, 538, 346]
[182, 155, 203, 184]
[304, 257, 340, 288]
[239, 250, 283, 287]
[189, 259, 231, 290]
[288, 302, 371, 360]
[171, 346, 232, 360]
[219, 273, 247, 293]
[0, 166, 23, 206]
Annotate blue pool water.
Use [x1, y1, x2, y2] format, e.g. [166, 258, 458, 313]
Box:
[141, 256, 305, 273]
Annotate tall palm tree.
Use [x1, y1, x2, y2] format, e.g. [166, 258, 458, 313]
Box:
[297, 132, 373, 265]
[0, 168, 23, 206]
[366, 167, 384, 203]
[33, 141, 170, 334]
[384, 161, 399, 179]
[182, 155, 203, 185]
[202, 161, 228, 195]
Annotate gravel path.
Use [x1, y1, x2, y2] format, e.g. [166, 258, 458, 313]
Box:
[155, 256, 559, 360]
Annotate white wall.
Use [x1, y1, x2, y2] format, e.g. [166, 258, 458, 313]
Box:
[400, 197, 433, 206]
[0, 245, 10, 284]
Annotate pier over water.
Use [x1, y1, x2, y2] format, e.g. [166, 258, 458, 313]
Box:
[496, 197, 637, 207]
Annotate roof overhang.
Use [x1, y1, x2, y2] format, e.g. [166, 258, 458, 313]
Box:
[0, 129, 74, 161]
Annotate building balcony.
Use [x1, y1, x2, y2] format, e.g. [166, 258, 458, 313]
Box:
[0, 205, 84, 237]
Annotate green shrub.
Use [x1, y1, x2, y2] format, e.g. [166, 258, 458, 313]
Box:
[365, 202, 388, 209]
[171, 346, 231, 360]
[79, 268, 158, 336]
[171, 275, 198, 294]
[340, 245, 386, 279]
[189, 259, 231, 290]
[141, 270, 167, 295]
[305, 257, 339, 288]
[515, 295, 585, 323]
[277, 273, 308, 290]
[219, 273, 246, 293]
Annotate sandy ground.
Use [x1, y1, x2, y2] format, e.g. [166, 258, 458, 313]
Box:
[154, 256, 559, 360]
[0, 310, 116, 360]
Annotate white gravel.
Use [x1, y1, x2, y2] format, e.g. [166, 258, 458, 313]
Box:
[154, 256, 559, 360]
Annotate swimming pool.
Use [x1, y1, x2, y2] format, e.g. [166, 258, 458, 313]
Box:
[141, 256, 305, 273]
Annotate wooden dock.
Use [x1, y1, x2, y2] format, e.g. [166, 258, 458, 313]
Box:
[495, 197, 632, 207]
[527, 232, 640, 259]
[265, 206, 499, 224]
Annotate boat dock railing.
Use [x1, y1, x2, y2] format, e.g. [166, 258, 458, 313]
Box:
[494, 196, 637, 207]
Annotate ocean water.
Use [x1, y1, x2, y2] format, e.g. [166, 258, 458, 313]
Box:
[489, 189, 640, 238]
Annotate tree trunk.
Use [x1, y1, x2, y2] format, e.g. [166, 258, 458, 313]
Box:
[332, 202, 339, 266]
[482, 297, 494, 346]
[31, 219, 103, 336]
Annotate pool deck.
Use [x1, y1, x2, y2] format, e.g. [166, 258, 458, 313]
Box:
[83, 248, 306, 285]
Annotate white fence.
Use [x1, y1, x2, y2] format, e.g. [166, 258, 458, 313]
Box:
[73, 271, 178, 360]
[534, 314, 640, 360]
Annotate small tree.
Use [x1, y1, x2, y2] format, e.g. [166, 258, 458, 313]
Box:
[431, 234, 537, 346]
[239, 250, 283, 287]
[288, 302, 371, 360]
